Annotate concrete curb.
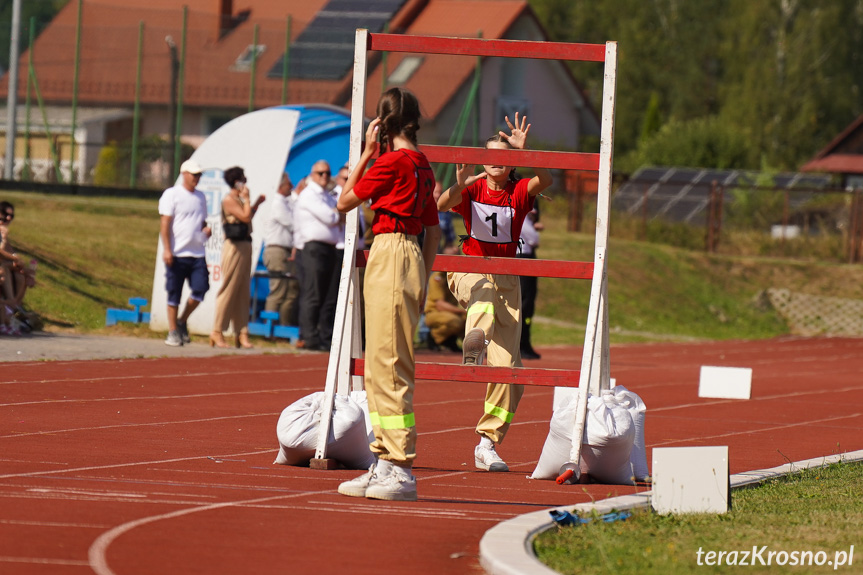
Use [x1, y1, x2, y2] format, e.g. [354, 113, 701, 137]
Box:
[479, 449, 863, 575]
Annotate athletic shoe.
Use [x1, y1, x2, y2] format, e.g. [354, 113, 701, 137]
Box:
[338, 462, 383, 498]
[177, 321, 191, 344]
[475, 444, 509, 472]
[520, 347, 541, 360]
[462, 328, 486, 365]
[165, 330, 183, 347]
[365, 467, 418, 501]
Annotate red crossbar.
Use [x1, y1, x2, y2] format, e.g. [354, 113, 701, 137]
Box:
[421, 145, 599, 171]
[351, 358, 579, 388]
[368, 33, 606, 63]
[355, 252, 593, 280]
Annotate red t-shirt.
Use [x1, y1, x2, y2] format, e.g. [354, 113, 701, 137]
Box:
[353, 149, 439, 235]
[452, 177, 535, 258]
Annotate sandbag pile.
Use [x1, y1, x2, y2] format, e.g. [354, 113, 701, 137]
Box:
[274, 391, 375, 469]
[530, 385, 648, 484]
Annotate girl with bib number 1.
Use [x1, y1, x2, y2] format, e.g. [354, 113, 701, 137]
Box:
[436, 112, 552, 473]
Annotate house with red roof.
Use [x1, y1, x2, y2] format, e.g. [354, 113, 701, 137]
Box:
[801, 114, 863, 190]
[0, 0, 600, 185]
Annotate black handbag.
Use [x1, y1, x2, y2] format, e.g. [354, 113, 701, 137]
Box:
[223, 222, 250, 241]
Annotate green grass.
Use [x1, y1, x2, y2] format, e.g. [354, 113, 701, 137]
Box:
[4, 191, 159, 333]
[7, 189, 863, 342]
[535, 460, 863, 574]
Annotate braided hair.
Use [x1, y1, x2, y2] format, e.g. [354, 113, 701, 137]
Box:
[376, 87, 421, 151]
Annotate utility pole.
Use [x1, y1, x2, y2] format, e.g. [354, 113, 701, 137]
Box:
[4, 0, 23, 180]
[166, 35, 179, 182]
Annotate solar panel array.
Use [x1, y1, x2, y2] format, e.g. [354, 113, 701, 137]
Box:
[612, 167, 835, 225]
[268, 0, 408, 80]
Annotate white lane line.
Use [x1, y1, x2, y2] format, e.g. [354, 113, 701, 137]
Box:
[0, 365, 321, 385]
[650, 413, 862, 447]
[0, 556, 90, 566]
[87, 490, 328, 575]
[1, 413, 275, 439]
[0, 519, 110, 528]
[0, 386, 318, 408]
[0, 449, 273, 480]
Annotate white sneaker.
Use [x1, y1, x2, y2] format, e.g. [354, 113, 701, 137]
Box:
[164, 330, 183, 347]
[475, 444, 509, 472]
[177, 321, 191, 344]
[462, 328, 487, 365]
[365, 466, 417, 501]
[338, 462, 383, 498]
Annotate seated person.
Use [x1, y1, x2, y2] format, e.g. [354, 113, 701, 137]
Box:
[423, 270, 465, 352]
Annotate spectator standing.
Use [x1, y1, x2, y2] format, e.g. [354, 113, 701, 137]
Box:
[263, 173, 299, 326]
[211, 166, 265, 348]
[518, 204, 543, 359]
[158, 160, 212, 346]
[294, 160, 341, 351]
[336, 87, 440, 501]
[436, 113, 552, 472]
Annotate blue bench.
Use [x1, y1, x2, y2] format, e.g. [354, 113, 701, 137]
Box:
[247, 310, 300, 342]
[106, 297, 151, 326]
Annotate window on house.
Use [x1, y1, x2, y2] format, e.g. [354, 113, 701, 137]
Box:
[232, 44, 266, 72]
[387, 56, 423, 85]
[205, 114, 236, 135]
[495, 95, 530, 131]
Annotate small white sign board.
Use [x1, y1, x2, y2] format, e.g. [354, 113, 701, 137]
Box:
[698, 366, 752, 399]
[553, 378, 615, 411]
[652, 446, 729, 514]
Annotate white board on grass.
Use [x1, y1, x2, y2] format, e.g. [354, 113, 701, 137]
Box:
[652, 446, 729, 514]
[698, 366, 752, 399]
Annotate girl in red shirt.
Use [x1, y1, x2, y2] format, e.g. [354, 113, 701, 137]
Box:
[336, 88, 440, 501]
[437, 113, 552, 472]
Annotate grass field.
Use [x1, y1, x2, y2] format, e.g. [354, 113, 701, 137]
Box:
[534, 460, 862, 574]
[5, 188, 863, 342]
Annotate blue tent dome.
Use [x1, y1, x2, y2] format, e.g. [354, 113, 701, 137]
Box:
[277, 104, 351, 183]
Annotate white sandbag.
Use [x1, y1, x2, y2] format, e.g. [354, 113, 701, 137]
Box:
[579, 391, 635, 484]
[530, 390, 636, 484]
[608, 385, 649, 481]
[274, 392, 375, 469]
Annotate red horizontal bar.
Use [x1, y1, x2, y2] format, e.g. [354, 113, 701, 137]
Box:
[368, 33, 607, 63]
[351, 358, 580, 388]
[421, 145, 599, 171]
[355, 252, 593, 279]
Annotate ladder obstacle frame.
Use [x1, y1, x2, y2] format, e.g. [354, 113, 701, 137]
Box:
[311, 30, 617, 473]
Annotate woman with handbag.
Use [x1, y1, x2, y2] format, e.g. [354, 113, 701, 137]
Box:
[211, 166, 265, 348]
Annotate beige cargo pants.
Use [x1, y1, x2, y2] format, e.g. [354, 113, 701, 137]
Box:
[363, 234, 425, 467]
[448, 271, 524, 444]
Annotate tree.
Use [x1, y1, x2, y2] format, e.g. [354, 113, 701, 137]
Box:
[0, 0, 69, 74]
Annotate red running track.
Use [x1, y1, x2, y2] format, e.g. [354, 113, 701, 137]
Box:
[2, 337, 862, 574]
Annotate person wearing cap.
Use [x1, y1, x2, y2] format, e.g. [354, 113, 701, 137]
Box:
[158, 159, 212, 346]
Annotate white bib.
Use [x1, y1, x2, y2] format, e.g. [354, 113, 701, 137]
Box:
[470, 202, 513, 244]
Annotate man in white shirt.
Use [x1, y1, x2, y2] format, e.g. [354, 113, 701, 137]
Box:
[293, 160, 341, 350]
[158, 159, 211, 346]
[262, 173, 299, 326]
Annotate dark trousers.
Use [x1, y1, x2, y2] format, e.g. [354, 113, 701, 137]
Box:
[518, 252, 538, 350]
[320, 248, 343, 345]
[299, 241, 337, 347]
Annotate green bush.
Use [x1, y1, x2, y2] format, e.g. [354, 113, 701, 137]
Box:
[619, 116, 752, 173]
[92, 141, 121, 186]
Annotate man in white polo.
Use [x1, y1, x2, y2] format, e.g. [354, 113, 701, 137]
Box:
[158, 159, 211, 346]
[263, 173, 299, 326]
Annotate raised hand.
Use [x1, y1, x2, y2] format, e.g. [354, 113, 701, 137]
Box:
[499, 112, 531, 150]
[455, 163, 475, 188]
